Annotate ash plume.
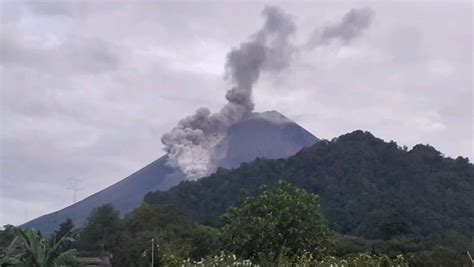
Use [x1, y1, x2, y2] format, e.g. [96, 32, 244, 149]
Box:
[307, 7, 374, 48]
[161, 6, 295, 179]
[162, 6, 374, 179]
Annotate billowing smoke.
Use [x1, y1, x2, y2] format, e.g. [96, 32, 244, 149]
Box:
[307, 7, 374, 48]
[162, 6, 374, 179]
[161, 6, 296, 179]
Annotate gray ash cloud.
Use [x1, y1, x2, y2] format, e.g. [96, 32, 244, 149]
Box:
[162, 6, 374, 179]
[307, 7, 374, 48]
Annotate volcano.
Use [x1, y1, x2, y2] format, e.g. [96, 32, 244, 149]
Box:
[22, 111, 319, 234]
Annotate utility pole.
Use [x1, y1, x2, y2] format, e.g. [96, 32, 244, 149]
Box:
[66, 178, 83, 204]
[151, 238, 154, 267]
[66, 178, 83, 221]
[467, 250, 473, 266]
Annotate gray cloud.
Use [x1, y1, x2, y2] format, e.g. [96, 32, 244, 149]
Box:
[28, 1, 76, 16]
[1, 34, 120, 75]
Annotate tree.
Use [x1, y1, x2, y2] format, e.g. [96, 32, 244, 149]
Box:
[108, 204, 196, 267]
[408, 246, 465, 267]
[53, 218, 74, 241]
[378, 213, 412, 240]
[221, 181, 333, 260]
[77, 203, 120, 252]
[50, 218, 75, 252]
[188, 225, 221, 260]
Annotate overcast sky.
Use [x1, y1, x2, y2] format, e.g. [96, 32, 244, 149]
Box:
[0, 1, 472, 227]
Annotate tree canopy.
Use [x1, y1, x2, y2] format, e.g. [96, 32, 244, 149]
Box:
[77, 203, 120, 252]
[221, 181, 333, 260]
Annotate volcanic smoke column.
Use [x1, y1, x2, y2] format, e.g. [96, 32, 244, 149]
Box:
[161, 6, 374, 179]
[161, 6, 296, 179]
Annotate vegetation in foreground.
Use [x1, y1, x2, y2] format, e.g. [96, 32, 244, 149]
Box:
[2, 181, 472, 266]
[0, 226, 77, 266]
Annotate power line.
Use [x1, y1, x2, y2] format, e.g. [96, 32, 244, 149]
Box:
[66, 177, 83, 204]
[66, 178, 83, 221]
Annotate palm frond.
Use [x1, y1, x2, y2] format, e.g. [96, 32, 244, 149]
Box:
[53, 249, 77, 266]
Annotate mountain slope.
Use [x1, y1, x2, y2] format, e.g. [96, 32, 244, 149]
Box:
[21, 156, 183, 235]
[145, 131, 474, 242]
[214, 111, 318, 169]
[23, 111, 318, 234]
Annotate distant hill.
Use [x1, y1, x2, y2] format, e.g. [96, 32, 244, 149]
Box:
[22, 111, 319, 234]
[145, 130, 474, 246]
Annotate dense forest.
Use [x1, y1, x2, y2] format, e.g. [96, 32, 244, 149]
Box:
[145, 130, 473, 252]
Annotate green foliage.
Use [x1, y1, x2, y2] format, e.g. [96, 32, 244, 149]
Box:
[50, 218, 76, 253]
[161, 251, 409, 267]
[125, 203, 190, 234]
[56, 131, 471, 266]
[378, 213, 412, 240]
[307, 253, 408, 267]
[98, 185, 409, 266]
[221, 181, 333, 260]
[77, 203, 120, 252]
[104, 204, 200, 267]
[107, 231, 157, 267]
[0, 235, 24, 266]
[0, 228, 77, 267]
[163, 252, 254, 267]
[52, 218, 74, 242]
[144, 131, 473, 253]
[187, 225, 221, 260]
[407, 246, 467, 267]
[0, 225, 17, 249]
[332, 234, 429, 259]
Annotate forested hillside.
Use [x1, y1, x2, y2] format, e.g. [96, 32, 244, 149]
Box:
[145, 130, 473, 249]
